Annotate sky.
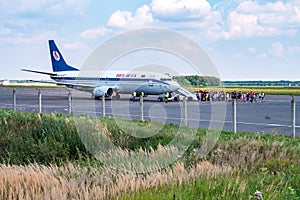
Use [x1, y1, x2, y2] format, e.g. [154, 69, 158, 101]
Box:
[1, 0, 300, 81]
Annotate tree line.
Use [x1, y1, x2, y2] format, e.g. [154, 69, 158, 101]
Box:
[173, 75, 221, 87]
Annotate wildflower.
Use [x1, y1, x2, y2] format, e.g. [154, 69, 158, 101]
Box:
[260, 167, 268, 172]
[37, 113, 42, 122]
[254, 190, 263, 200]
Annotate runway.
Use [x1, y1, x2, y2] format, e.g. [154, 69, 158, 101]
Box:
[0, 86, 299, 136]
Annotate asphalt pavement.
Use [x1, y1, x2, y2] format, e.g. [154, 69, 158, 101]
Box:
[0, 86, 299, 136]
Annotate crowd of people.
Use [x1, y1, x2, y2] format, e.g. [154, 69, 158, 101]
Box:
[195, 90, 265, 103]
[196, 91, 226, 101]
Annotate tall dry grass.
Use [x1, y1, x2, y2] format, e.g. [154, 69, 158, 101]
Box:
[0, 160, 232, 200]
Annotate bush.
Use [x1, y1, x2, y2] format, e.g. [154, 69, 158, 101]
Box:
[0, 110, 89, 165]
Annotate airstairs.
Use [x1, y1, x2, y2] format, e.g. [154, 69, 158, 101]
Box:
[175, 86, 197, 101]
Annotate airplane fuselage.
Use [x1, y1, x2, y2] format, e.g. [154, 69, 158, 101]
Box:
[50, 72, 180, 96]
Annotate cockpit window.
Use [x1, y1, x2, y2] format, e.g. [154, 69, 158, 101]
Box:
[160, 78, 172, 81]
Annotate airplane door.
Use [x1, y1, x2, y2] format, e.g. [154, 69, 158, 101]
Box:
[148, 80, 153, 87]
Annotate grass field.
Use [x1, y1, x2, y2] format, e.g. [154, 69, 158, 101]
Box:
[0, 110, 299, 199]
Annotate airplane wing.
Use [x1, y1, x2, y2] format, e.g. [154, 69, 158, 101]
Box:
[27, 79, 98, 89]
[32, 80, 118, 97]
[55, 82, 96, 88]
[29, 81, 116, 99]
[28, 80, 58, 84]
[22, 69, 57, 76]
[23, 69, 98, 89]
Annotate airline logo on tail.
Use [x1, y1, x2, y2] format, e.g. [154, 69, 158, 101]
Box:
[53, 51, 60, 61]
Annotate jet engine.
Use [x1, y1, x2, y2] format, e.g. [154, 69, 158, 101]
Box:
[93, 86, 114, 99]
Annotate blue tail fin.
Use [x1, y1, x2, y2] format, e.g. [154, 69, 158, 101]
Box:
[49, 40, 79, 72]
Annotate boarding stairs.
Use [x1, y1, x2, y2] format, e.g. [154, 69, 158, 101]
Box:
[175, 87, 197, 101]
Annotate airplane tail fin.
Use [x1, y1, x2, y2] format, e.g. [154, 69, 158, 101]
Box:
[49, 40, 79, 72]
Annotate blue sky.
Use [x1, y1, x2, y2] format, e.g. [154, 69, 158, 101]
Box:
[1, 0, 300, 81]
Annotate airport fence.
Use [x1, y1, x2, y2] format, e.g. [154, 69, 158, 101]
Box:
[0, 87, 299, 138]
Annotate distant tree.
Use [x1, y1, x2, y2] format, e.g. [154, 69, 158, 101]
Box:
[202, 76, 221, 86]
[172, 76, 191, 87]
[173, 75, 220, 87]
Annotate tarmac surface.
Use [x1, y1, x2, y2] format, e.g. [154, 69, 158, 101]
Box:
[0, 86, 299, 136]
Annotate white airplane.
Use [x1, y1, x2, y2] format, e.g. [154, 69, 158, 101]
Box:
[23, 40, 195, 101]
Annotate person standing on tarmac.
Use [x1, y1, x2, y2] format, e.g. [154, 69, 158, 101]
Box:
[165, 92, 169, 103]
[132, 91, 136, 102]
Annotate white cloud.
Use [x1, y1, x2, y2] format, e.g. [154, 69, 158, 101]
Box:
[6, 31, 56, 45]
[290, 6, 300, 24]
[63, 41, 87, 50]
[237, 1, 289, 14]
[193, 10, 224, 40]
[215, 0, 300, 40]
[0, 27, 12, 36]
[11, 0, 51, 12]
[151, 0, 211, 20]
[46, 0, 89, 16]
[143, 0, 223, 41]
[0, 0, 90, 41]
[102, 0, 300, 41]
[80, 27, 112, 39]
[0, 0, 89, 20]
[269, 42, 285, 57]
[108, 10, 133, 28]
[0, 0, 87, 15]
[223, 11, 263, 39]
[107, 5, 153, 29]
[257, 53, 267, 59]
[0, 0, 90, 47]
[237, 1, 300, 31]
[232, 53, 247, 61]
[288, 45, 300, 54]
[248, 47, 256, 53]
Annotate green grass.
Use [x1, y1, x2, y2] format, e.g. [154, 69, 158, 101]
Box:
[0, 110, 299, 199]
[122, 171, 300, 199]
